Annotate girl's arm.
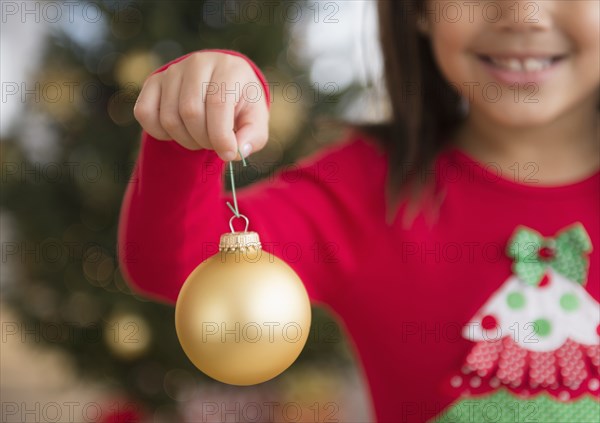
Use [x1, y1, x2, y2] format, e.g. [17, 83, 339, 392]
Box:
[117, 51, 386, 307]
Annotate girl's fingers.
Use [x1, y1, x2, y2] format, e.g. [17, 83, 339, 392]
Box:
[133, 74, 170, 140]
[232, 96, 270, 161]
[134, 52, 270, 157]
[205, 64, 244, 161]
[159, 66, 201, 150]
[179, 63, 212, 150]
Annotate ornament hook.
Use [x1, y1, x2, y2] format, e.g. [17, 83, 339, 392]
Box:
[229, 214, 249, 233]
[225, 146, 248, 219]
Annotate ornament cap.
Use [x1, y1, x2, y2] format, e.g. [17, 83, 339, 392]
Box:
[219, 230, 262, 253]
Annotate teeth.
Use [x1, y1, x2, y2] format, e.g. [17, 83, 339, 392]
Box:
[488, 57, 553, 72]
[506, 58, 522, 71]
[523, 58, 551, 72]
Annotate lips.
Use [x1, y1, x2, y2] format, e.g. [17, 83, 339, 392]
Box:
[474, 53, 567, 85]
[477, 54, 566, 72]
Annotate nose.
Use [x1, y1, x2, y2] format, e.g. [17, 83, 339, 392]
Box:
[494, 0, 552, 32]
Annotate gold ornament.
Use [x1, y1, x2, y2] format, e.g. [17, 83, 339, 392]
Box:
[175, 214, 312, 386]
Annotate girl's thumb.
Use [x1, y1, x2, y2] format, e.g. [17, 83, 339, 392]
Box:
[234, 118, 269, 161]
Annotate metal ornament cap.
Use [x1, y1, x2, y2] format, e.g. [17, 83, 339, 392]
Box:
[219, 231, 262, 253]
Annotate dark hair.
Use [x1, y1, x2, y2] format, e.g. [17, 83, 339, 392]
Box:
[344, 0, 465, 225]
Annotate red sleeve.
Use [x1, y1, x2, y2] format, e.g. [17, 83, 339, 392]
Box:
[117, 52, 387, 308]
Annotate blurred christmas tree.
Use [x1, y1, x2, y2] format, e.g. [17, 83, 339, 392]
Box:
[1, 0, 357, 420]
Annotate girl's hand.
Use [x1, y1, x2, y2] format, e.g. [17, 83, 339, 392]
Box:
[133, 51, 270, 161]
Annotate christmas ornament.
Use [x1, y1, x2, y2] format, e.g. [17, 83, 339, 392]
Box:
[435, 222, 599, 423]
[175, 151, 312, 386]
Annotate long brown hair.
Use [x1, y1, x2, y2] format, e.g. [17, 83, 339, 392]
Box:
[345, 0, 465, 224]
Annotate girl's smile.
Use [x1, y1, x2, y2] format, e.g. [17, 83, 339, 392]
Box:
[474, 52, 567, 85]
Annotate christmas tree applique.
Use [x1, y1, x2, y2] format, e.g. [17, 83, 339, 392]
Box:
[433, 223, 600, 423]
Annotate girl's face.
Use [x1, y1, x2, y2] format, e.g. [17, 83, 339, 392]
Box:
[420, 0, 600, 126]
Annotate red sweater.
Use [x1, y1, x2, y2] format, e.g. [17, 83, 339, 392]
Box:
[118, 50, 600, 422]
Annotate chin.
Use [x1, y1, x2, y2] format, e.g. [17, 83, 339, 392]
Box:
[480, 102, 563, 128]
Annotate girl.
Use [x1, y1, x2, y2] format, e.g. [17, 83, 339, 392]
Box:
[118, 1, 599, 422]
